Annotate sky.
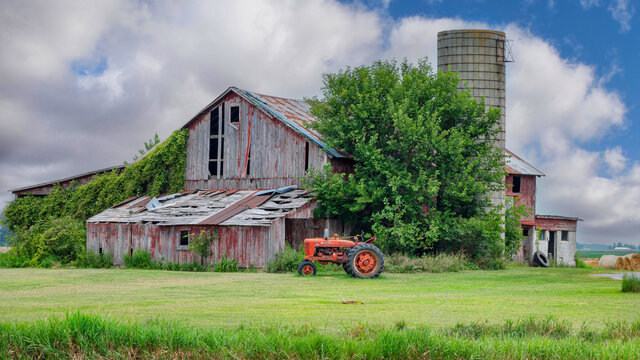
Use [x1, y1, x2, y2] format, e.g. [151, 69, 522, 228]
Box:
[0, 0, 638, 245]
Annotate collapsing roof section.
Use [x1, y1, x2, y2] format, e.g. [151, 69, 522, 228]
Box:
[505, 149, 545, 176]
[87, 188, 314, 227]
[181, 86, 347, 158]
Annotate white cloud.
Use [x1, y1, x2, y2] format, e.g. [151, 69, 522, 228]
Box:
[0, 1, 636, 245]
[580, 0, 601, 9]
[608, 0, 635, 32]
[603, 147, 627, 174]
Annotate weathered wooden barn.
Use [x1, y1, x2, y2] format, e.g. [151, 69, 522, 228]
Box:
[85, 87, 353, 267]
[505, 150, 581, 265]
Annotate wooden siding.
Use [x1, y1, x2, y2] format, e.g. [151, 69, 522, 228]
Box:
[87, 222, 283, 268]
[506, 174, 536, 223]
[535, 217, 578, 232]
[185, 92, 330, 190]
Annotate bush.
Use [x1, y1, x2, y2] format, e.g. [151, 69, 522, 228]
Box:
[12, 217, 85, 266]
[124, 250, 155, 269]
[212, 255, 240, 272]
[0, 251, 29, 268]
[74, 251, 113, 269]
[575, 254, 591, 269]
[385, 253, 475, 273]
[622, 273, 640, 293]
[266, 245, 304, 273]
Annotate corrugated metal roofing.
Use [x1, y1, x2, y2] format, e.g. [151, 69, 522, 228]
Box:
[87, 188, 314, 227]
[505, 149, 545, 176]
[182, 86, 347, 158]
[9, 164, 125, 193]
[536, 214, 583, 221]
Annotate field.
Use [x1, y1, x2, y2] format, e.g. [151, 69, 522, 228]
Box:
[577, 249, 640, 258]
[1, 266, 638, 329]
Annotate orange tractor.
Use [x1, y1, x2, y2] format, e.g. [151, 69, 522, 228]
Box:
[297, 233, 384, 278]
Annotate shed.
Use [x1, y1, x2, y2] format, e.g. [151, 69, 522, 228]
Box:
[86, 187, 345, 267]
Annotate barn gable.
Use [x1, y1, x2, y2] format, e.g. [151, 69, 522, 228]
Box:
[183, 87, 351, 191]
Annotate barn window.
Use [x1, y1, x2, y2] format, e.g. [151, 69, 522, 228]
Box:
[522, 228, 529, 237]
[561, 231, 568, 241]
[512, 176, 521, 193]
[209, 104, 225, 178]
[99, 247, 103, 254]
[230, 105, 240, 124]
[179, 230, 189, 249]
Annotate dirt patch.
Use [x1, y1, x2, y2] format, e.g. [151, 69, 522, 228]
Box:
[342, 300, 364, 305]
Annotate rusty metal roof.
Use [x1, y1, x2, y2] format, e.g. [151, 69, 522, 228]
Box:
[505, 149, 544, 176]
[87, 188, 314, 227]
[535, 214, 583, 221]
[182, 86, 347, 158]
[9, 164, 125, 193]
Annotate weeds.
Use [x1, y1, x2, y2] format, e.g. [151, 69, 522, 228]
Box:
[622, 273, 640, 293]
[266, 245, 304, 273]
[1, 313, 640, 359]
[74, 251, 113, 268]
[385, 253, 475, 273]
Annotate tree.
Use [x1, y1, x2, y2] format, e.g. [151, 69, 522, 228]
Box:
[188, 230, 218, 267]
[306, 58, 506, 263]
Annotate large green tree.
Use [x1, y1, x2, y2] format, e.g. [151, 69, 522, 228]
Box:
[306, 58, 507, 263]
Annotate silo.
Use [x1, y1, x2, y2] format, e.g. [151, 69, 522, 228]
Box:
[437, 29, 508, 208]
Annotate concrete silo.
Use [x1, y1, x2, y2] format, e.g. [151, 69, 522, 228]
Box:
[437, 29, 509, 208]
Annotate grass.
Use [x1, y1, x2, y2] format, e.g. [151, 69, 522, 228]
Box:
[0, 267, 638, 330]
[577, 249, 640, 258]
[1, 313, 640, 359]
[622, 273, 640, 293]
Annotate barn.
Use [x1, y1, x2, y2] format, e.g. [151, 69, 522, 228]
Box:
[85, 87, 353, 267]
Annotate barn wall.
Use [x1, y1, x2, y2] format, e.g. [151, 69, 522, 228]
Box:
[185, 92, 329, 190]
[87, 222, 282, 267]
[506, 174, 536, 223]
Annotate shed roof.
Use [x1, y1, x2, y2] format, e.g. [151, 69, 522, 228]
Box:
[87, 188, 314, 227]
[505, 149, 545, 176]
[535, 214, 583, 222]
[182, 86, 347, 158]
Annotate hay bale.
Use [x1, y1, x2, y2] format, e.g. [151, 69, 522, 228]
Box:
[583, 258, 599, 268]
[624, 254, 640, 271]
[622, 256, 633, 270]
[599, 255, 625, 270]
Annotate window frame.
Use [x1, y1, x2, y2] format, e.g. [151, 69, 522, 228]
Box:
[178, 230, 190, 250]
[561, 231, 568, 241]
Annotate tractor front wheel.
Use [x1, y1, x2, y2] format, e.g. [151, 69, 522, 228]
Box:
[345, 244, 384, 278]
[297, 261, 317, 276]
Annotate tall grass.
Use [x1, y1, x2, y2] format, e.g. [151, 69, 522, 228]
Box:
[385, 253, 475, 273]
[2, 314, 639, 359]
[622, 273, 640, 293]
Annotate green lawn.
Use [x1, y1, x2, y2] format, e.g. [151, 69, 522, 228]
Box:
[0, 267, 637, 329]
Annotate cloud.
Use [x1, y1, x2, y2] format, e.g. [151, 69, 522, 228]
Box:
[0, 1, 635, 245]
[603, 147, 627, 174]
[608, 0, 635, 32]
[580, 0, 601, 9]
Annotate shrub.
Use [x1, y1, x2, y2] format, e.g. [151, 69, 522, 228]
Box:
[622, 273, 640, 293]
[385, 253, 474, 273]
[124, 250, 155, 269]
[212, 255, 240, 272]
[12, 217, 85, 266]
[266, 245, 304, 273]
[0, 251, 29, 268]
[74, 251, 113, 269]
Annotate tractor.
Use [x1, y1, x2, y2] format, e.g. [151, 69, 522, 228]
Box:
[297, 233, 384, 278]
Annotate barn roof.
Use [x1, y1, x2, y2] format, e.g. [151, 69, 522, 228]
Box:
[505, 149, 545, 176]
[86, 187, 314, 227]
[182, 86, 348, 158]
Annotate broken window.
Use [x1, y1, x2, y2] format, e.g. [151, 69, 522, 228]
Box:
[512, 176, 521, 193]
[209, 104, 225, 178]
[561, 231, 568, 241]
[230, 106, 240, 125]
[179, 230, 189, 248]
[522, 228, 529, 237]
[246, 144, 251, 176]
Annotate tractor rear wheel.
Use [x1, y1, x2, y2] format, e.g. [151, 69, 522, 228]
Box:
[345, 244, 384, 278]
[297, 261, 317, 276]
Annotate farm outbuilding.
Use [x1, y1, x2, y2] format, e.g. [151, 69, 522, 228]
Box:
[86, 187, 346, 267]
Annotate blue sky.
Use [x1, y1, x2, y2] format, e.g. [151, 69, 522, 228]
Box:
[0, 0, 638, 244]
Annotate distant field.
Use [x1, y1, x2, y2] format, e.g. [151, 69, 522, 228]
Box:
[577, 249, 640, 258]
[0, 266, 637, 329]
